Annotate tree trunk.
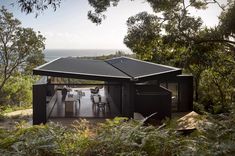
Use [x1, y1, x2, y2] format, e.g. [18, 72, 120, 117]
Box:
[0, 78, 7, 93]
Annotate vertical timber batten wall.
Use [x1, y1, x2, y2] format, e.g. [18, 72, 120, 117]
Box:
[105, 82, 122, 113]
[33, 77, 47, 125]
[177, 75, 193, 111]
[122, 82, 135, 118]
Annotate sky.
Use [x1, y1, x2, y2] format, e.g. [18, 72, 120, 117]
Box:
[0, 0, 227, 50]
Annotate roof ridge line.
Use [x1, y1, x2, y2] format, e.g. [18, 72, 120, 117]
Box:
[105, 60, 135, 81]
[110, 56, 181, 70]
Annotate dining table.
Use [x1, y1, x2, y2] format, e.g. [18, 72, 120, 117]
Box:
[64, 91, 79, 115]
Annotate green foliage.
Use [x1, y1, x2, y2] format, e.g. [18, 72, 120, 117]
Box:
[219, 1, 235, 39]
[0, 7, 45, 92]
[84, 0, 235, 114]
[0, 111, 5, 121]
[88, 0, 120, 24]
[0, 7, 45, 110]
[89, 118, 182, 156]
[124, 12, 161, 60]
[79, 50, 135, 60]
[194, 113, 235, 155]
[199, 67, 235, 113]
[122, 1, 235, 113]
[0, 116, 235, 155]
[0, 120, 91, 155]
[0, 75, 35, 107]
[17, 0, 62, 17]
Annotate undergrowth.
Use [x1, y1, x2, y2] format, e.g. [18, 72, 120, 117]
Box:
[0, 115, 234, 156]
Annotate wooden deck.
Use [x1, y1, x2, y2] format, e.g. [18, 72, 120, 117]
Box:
[48, 118, 107, 128]
[49, 88, 121, 119]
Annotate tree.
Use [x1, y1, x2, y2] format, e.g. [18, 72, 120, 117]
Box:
[124, 12, 162, 60]
[0, 7, 45, 92]
[122, 1, 235, 110]
[15, 0, 119, 23]
[1, 75, 34, 106]
[218, 1, 235, 53]
[88, 0, 235, 49]
[12, 0, 235, 113]
[16, 0, 61, 17]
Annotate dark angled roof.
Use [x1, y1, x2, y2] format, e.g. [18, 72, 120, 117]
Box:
[106, 57, 181, 79]
[34, 57, 130, 81]
[33, 56, 182, 81]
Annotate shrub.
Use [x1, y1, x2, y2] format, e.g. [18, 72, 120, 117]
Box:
[0, 76, 34, 108]
[0, 116, 235, 155]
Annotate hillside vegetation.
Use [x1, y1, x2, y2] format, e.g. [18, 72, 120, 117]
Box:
[0, 115, 235, 156]
[0, 1, 235, 155]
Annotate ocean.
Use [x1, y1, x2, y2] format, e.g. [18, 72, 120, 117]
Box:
[44, 49, 132, 61]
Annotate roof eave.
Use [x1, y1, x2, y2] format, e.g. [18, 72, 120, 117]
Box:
[33, 69, 131, 82]
[34, 57, 61, 70]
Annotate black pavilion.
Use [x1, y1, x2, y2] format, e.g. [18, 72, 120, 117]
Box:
[33, 57, 193, 124]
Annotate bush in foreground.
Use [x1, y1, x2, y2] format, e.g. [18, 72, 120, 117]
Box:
[0, 115, 235, 156]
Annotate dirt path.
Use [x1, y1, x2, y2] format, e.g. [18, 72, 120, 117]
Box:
[0, 109, 32, 130]
[4, 109, 32, 118]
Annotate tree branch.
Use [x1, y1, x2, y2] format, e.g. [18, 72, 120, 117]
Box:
[185, 0, 196, 10]
[0, 55, 26, 91]
[196, 39, 235, 45]
[183, 0, 186, 10]
[205, 0, 225, 11]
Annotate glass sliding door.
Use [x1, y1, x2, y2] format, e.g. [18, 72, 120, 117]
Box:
[160, 82, 179, 112]
[167, 83, 178, 111]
